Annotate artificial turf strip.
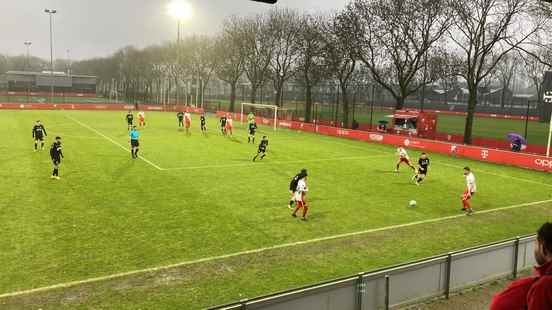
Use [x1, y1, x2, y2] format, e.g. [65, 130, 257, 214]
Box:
[0, 110, 550, 309]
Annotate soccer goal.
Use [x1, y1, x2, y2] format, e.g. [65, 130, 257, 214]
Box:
[240, 102, 279, 130]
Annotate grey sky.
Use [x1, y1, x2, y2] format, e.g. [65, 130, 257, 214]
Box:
[1, 0, 348, 61]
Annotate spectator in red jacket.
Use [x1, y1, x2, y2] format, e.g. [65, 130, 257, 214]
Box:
[490, 222, 552, 310]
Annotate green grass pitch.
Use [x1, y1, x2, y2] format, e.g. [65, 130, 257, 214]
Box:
[0, 110, 551, 309]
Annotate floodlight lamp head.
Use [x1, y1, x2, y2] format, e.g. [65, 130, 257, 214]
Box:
[167, 1, 193, 20]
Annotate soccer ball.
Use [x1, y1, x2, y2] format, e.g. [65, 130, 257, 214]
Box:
[409, 200, 417, 207]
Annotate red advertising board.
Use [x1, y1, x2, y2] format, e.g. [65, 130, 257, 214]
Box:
[0, 102, 204, 114]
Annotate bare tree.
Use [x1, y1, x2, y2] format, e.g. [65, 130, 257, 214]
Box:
[343, 0, 451, 110]
[214, 18, 246, 111]
[266, 8, 302, 107]
[296, 14, 328, 122]
[495, 53, 521, 109]
[448, 0, 548, 143]
[234, 15, 275, 103]
[520, 46, 552, 106]
[323, 12, 358, 127]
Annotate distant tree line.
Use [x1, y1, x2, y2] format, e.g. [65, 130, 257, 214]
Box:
[2, 0, 552, 143]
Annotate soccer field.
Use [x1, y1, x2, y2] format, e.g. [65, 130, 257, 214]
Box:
[0, 110, 551, 309]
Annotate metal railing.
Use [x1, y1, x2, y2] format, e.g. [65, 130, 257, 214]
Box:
[207, 235, 536, 310]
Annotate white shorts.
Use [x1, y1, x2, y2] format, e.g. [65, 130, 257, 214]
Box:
[294, 191, 304, 202]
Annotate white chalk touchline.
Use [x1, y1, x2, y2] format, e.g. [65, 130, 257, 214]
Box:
[436, 161, 552, 188]
[162, 154, 390, 170]
[65, 115, 163, 171]
[1, 198, 550, 300]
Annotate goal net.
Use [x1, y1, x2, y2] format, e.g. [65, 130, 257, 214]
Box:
[240, 102, 279, 130]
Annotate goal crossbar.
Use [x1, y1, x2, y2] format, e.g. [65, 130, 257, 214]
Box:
[240, 102, 278, 131]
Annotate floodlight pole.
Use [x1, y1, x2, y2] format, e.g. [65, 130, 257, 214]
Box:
[45, 9, 57, 105]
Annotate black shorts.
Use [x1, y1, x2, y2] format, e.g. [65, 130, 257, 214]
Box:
[201, 123, 206, 130]
[418, 168, 427, 175]
[52, 158, 61, 166]
[249, 130, 256, 135]
[34, 135, 44, 141]
[258, 147, 266, 153]
[131, 139, 139, 147]
[127, 120, 133, 125]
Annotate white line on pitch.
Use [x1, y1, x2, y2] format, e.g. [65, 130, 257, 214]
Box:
[162, 154, 389, 170]
[65, 115, 163, 171]
[436, 161, 552, 188]
[1, 199, 550, 299]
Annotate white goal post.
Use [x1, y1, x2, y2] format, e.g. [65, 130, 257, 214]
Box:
[240, 102, 279, 131]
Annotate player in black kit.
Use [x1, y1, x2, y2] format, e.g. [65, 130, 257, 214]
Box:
[200, 114, 207, 134]
[412, 153, 430, 185]
[288, 169, 308, 209]
[177, 111, 184, 128]
[248, 122, 257, 144]
[50, 136, 64, 180]
[252, 136, 269, 161]
[32, 120, 47, 151]
[126, 111, 134, 130]
[219, 116, 227, 135]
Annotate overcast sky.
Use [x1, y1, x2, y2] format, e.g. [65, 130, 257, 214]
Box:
[0, 0, 348, 61]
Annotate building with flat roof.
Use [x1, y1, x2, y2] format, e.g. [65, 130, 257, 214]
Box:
[1, 71, 96, 93]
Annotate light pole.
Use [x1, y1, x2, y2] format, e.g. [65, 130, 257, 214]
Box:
[167, 1, 192, 105]
[45, 8, 57, 105]
[24, 41, 32, 70]
[24, 41, 32, 102]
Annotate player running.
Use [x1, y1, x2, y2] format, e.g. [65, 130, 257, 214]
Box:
[288, 169, 308, 209]
[412, 153, 430, 185]
[219, 115, 227, 135]
[248, 121, 258, 144]
[137, 111, 146, 127]
[177, 111, 184, 128]
[184, 111, 192, 134]
[225, 115, 233, 137]
[126, 111, 134, 130]
[462, 167, 476, 215]
[200, 114, 207, 134]
[49, 136, 63, 180]
[252, 136, 269, 161]
[129, 126, 140, 159]
[291, 175, 309, 221]
[32, 120, 47, 151]
[395, 146, 416, 172]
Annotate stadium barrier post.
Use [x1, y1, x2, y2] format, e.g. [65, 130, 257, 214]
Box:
[356, 272, 365, 310]
[547, 111, 552, 157]
[512, 237, 520, 279]
[273, 106, 278, 131]
[240, 103, 244, 126]
[384, 274, 390, 310]
[444, 253, 453, 299]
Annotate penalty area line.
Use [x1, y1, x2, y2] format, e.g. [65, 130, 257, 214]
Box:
[1, 199, 551, 300]
[64, 115, 163, 171]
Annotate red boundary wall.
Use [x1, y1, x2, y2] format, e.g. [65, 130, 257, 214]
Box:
[217, 111, 552, 173]
[0, 91, 97, 98]
[0, 102, 204, 113]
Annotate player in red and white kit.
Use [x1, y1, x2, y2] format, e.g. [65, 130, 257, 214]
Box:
[291, 176, 309, 221]
[462, 166, 476, 215]
[395, 146, 416, 172]
[137, 111, 146, 127]
[225, 114, 233, 137]
[184, 111, 191, 134]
